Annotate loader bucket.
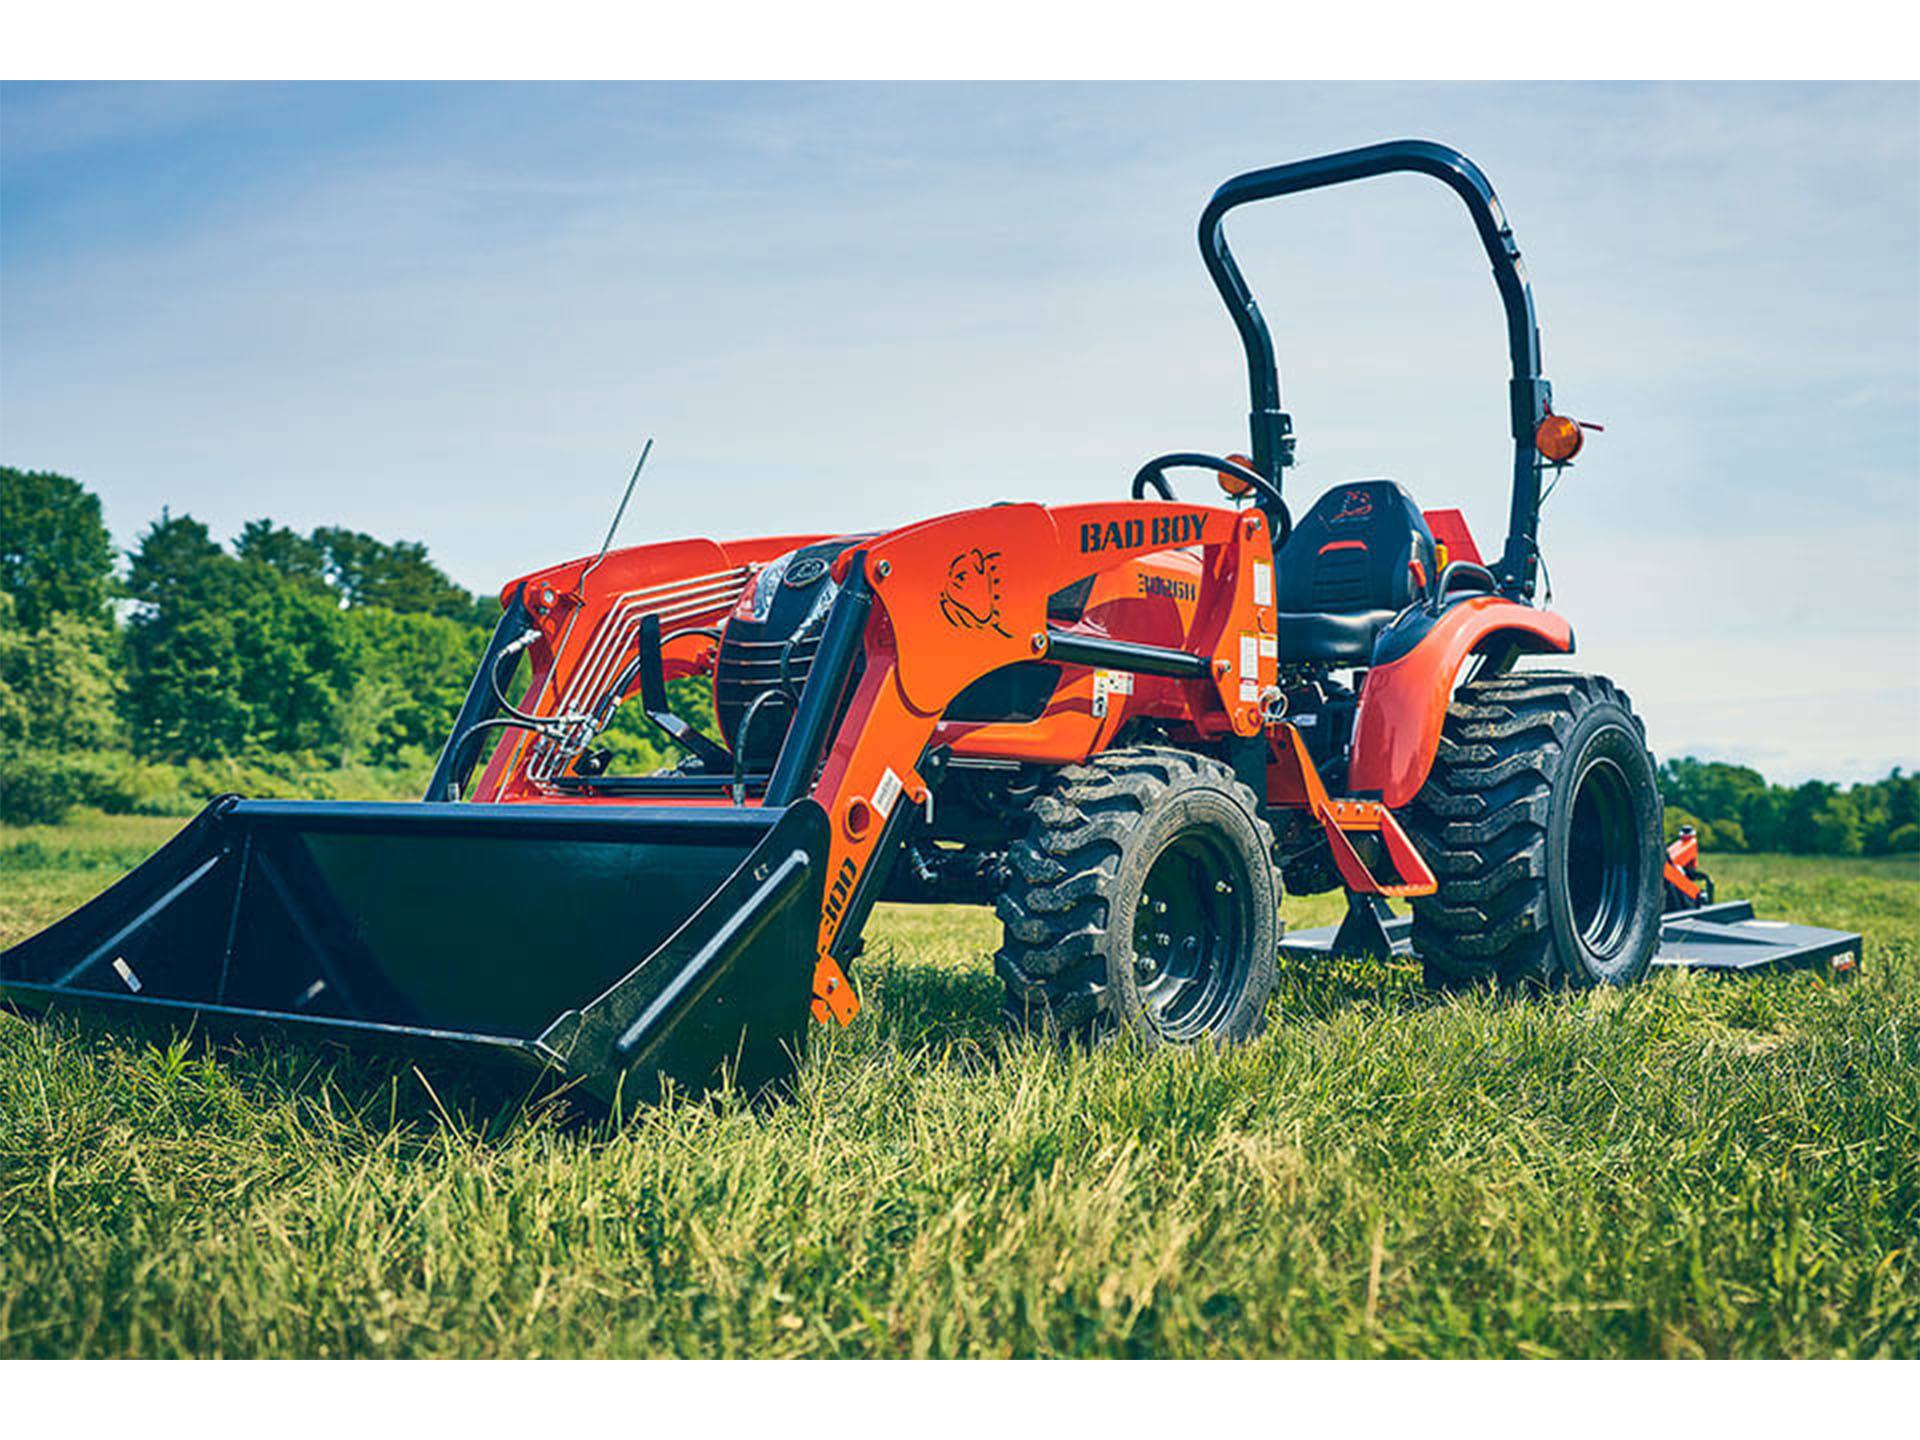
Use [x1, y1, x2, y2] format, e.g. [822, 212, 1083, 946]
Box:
[0, 795, 831, 1106]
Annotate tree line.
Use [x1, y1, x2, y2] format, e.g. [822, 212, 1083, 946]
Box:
[2, 464, 1915, 850]
[1, 465, 700, 826]
[1659, 756, 1918, 858]
[2, 465, 512, 823]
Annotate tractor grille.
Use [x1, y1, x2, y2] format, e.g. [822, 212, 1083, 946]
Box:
[714, 627, 825, 765]
[714, 537, 859, 768]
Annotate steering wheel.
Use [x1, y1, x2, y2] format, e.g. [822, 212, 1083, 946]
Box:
[1130, 452, 1292, 545]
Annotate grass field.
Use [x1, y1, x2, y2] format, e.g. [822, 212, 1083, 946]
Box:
[1, 811, 1915, 1358]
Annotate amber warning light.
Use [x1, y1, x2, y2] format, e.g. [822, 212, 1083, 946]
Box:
[1535, 411, 1604, 464]
[1216, 454, 1257, 497]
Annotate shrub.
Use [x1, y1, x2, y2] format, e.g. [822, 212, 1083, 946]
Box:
[0, 750, 88, 826]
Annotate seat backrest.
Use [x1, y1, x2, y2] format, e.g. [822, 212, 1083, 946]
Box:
[1277, 480, 1436, 616]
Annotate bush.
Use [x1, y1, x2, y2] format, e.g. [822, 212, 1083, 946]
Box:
[0, 750, 86, 826]
[73, 751, 197, 816]
[1708, 816, 1748, 853]
[0, 746, 439, 826]
[1664, 805, 1704, 844]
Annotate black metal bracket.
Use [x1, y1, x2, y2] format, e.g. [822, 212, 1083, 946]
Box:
[636, 612, 733, 773]
[1329, 892, 1399, 961]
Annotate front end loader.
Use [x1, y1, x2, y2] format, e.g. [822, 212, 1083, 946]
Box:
[1, 141, 1859, 1107]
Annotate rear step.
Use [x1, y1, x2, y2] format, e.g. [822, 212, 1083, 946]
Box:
[1279, 898, 1863, 975]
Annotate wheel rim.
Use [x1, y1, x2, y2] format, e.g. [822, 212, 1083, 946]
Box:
[1565, 754, 1641, 957]
[1132, 830, 1250, 1040]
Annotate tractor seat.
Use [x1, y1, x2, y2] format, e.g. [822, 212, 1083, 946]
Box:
[1276, 480, 1436, 665]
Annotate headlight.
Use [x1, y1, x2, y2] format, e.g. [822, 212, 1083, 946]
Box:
[735, 551, 794, 622]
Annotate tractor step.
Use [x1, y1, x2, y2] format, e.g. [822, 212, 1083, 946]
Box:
[1280, 899, 1863, 976]
[1266, 723, 1436, 898]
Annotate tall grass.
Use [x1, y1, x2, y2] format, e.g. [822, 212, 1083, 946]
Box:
[1, 821, 1914, 1357]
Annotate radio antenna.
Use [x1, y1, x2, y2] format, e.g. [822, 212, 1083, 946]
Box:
[579, 438, 653, 589]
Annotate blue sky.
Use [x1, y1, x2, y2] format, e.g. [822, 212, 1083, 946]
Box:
[2, 82, 1915, 782]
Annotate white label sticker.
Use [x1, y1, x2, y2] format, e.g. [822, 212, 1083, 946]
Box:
[1240, 635, 1260, 678]
[1239, 680, 1260, 702]
[1258, 636, 1278, 660]
[1091, 670, 1134, 720]
[872, 766, 904, 819]
[1252, 562, 1273, 607]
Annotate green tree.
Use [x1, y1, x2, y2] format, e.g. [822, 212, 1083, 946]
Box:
[234, 519, 330, 594]
[0, 590, 125, 823]
[340, 606, 488, 762]
[121, 514, 266, 757]
[230, 579, 357, 753]
[1807, 792, 1864, 856]
[0, 466, 117, 630]
[312, 526, 479, 620]
[0, 593, 122, 754]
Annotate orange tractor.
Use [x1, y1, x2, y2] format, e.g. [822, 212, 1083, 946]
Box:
[2, 141, 1858, 1104]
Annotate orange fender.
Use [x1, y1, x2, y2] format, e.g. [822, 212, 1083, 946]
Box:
[1347, 596, 1573, 808]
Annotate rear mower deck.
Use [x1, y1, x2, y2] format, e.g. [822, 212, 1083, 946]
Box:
[1279, 899, 1862, 976]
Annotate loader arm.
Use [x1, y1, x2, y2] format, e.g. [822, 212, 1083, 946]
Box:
[796, 499, 1279, 1020]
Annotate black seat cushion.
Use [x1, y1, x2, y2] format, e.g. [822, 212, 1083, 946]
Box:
[1276, 480, 1435, 664]
[1276, 609, 1398, 665]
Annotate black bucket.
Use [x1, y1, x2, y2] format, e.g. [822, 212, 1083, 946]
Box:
[0, 796, 831, 1105]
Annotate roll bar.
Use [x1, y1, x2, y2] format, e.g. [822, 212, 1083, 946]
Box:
[1199, 139, 1551, 600]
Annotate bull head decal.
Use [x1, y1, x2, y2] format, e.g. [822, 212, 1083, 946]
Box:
[939, 548, 1011, 637]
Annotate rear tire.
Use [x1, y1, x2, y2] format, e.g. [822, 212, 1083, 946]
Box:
[996, 747, 1279, 1043]
[1404, 671, 1664, 991]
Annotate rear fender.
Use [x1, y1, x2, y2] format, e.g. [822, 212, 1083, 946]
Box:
[1347, 596, 1573, 808]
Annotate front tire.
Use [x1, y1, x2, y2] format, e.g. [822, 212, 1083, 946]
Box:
[996, 747, 1279, 1043]
[1404, 672, 1664, 990]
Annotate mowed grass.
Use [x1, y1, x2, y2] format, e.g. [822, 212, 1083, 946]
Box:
[1, 813, 1915, 1358]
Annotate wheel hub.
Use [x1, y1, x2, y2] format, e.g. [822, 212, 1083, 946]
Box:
[1132, 832, 1252, 1040]
[1566, 754, 1642, 958]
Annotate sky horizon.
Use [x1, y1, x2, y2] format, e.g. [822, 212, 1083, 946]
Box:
[2, 82, 1916, 784]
